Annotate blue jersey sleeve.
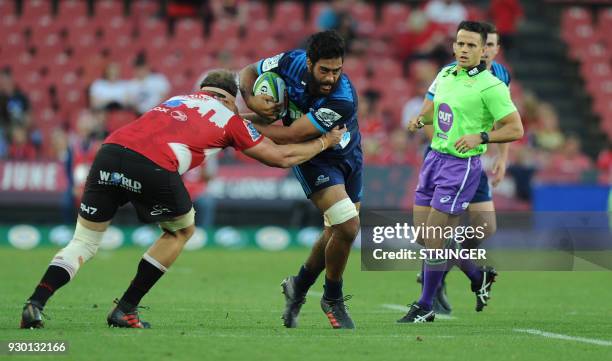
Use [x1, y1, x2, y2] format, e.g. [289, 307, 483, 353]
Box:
[492, 62, 511, 86]
[306, 99, 354, 133]
[257, 52, 291, 76]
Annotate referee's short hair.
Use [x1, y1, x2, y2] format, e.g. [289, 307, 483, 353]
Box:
[457, 21, 487, 45]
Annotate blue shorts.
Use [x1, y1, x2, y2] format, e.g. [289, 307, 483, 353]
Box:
[292, 152, 363, 203]
[423, 146, 492, 204]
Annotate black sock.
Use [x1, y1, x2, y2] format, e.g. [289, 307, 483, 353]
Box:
[323, 277, 343, 300]
[119, 257, 165, 311]
[28, 266, 71, 308]
[294, 265, 318, 294]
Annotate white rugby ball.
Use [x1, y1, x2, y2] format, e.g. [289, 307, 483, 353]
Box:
[252, 72, 288, 119]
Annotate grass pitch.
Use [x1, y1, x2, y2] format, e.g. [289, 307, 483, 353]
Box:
[1, 248, 611, 361]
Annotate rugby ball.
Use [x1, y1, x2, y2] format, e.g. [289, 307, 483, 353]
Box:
[252, 72, 288, 119]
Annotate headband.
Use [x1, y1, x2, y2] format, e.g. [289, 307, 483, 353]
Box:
[200, 86, 236, 103]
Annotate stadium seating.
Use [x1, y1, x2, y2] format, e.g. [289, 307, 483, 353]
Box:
[1, 0, 521, 162]
[561, 6, 612, 139]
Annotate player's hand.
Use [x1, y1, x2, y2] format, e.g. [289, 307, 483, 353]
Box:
[454, 134, 482, 153]
[247, 94, 282, 121]
[407, 116, 425, 133]
[322, 126, 347, 149]
[491, 157, 507, 187]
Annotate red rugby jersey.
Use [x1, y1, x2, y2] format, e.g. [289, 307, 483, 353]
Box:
[104, 91, 263, 174]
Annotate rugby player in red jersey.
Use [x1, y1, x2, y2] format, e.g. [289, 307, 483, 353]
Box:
[20, 70, 345, 329]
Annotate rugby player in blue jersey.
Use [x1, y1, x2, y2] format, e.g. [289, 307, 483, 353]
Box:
[240, 31, 361, 329]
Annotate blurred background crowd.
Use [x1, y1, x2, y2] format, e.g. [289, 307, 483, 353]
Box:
[0, 0, 610, 224]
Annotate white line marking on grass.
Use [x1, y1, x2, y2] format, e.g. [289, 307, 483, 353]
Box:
[514, 329, 612, 346]
[380, 304, 455, 320]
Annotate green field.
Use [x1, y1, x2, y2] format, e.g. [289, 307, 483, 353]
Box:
[1, 248, 611, 361]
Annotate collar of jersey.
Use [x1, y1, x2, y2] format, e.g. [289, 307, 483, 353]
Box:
[449, 61, 487, 77]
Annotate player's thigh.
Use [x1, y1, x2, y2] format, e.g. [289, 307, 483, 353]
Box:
[117, 152, 193, 224]
[310, 184, 352, 213]
[78, 145, 129, 223]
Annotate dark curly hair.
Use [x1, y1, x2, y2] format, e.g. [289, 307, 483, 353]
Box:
[306, 30, 346, 65]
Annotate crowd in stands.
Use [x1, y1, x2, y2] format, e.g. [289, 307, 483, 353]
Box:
[0, 0, 608, 208]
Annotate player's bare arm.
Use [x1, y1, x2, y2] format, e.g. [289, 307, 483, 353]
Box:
[253, 113, 323, 145]
[239, 63, 282, 120]
[240, 112, 272, 125]
[492, 130, 510, 186]
[242, 126, 345, 168]
[455, 111, 523, 153]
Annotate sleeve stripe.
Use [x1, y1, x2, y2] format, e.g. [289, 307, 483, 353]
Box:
[426, 92, 434, 100]
[307, 113, 327, 134]
[256, 60, 264, 75]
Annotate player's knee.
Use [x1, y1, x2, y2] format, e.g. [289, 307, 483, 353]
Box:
[174, 224, 196, 243]
[335, 216, 360, 242]
[159, 208, 196, 241]
[50, 222, 105, 279]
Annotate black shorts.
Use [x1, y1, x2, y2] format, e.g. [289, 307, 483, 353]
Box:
[79, 144, 192, 223]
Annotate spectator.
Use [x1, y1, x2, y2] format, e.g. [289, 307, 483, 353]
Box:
[359, 96, 385, 163]
[8, 125, 37, 160]
[89, 63, 132, 111]
[596, 140, 611, 184]
[51, 127, 76, 223]
[533, 103, 564, 151]
[548, 134, 593, 181]
[424, 0, 467, 30]
[316, 0, 359, 53]
[165, 0, 214, 37]
[393, 10, 449, 69]
[378, 129, 419, 165]
[507, 146, 537, 201]
[401, 80, 432, 129]
[127, 54, 171, 115]
[0, 67, 30, 129]
[489, 0, 523, 52]
[70, 110, 105, 203]
[184, 153, 219, 228]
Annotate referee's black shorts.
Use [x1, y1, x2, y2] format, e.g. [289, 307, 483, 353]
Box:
[78, 143, 193, 224]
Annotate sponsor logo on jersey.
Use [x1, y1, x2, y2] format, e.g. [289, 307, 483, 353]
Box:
[338, 132, 351, 149]
[150, 204, 172, 216]
[261, 53, 284, 72]
[439, 195, 451, 204]
[314, 108, 341, 127]
[171, 110, 187, 122]
[99, 171, 142, 193]
[315, 174, 330, 186]
[243, 121, 262, 142]
[437, 103, 453, 133]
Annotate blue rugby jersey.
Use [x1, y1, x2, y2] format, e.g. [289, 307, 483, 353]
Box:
[256, 50, 361, 159]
